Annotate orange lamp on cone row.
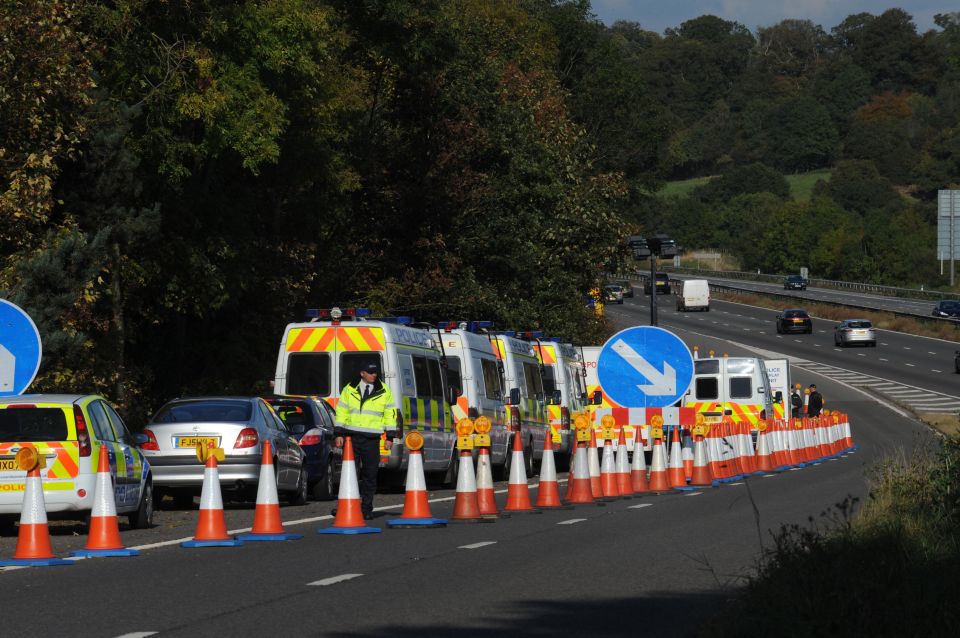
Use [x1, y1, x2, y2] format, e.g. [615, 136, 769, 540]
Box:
[387, 432, 447, 528]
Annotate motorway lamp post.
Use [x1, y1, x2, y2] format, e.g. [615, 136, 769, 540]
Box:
[627, 234, 676, 327]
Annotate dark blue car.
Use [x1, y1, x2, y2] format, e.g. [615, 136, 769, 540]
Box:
[263, 395, 341, 500]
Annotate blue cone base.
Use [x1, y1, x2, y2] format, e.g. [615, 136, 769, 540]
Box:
[236, 532, 303, 541]
[318, 526, 381, 535]
[673, 485, 700, 492]
[0, 557, 73, 566]
[181, 539, 244, 548]
[386, 517, 447, 528]
[70, 548, 140, 557]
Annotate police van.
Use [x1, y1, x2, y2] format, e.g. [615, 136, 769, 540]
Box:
[683, 356, 779, 428]
[273, 308, 456, 480]
[533, 339, 588, 467]
[434, 322, 511, 470]
[489, 334, 550, 475]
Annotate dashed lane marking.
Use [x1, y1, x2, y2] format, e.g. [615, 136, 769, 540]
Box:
[557, 519, 588, 525]
[459, 542, 497, 550]
[308, 574, 364, 587]
[628, 503, 653, 509]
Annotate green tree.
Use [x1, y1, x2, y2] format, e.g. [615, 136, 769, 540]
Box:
[815, 159, 901, 215]
[691, 163, 790, 204]
[767, 96, 839, 171]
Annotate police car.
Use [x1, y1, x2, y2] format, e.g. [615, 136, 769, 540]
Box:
[0, 394, 153, 528]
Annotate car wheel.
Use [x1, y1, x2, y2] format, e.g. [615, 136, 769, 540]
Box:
[129, 480, 154, 529]
[311, 458, 336, 500]
[524, 439, 535, 477]
[287, 464, 308, 506]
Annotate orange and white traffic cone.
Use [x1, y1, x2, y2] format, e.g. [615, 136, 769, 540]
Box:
[476, 447, 502, 518]
[687, 431, 715, 488]
[71, 445, 140, 556]
[182, 448, 244, 547]
[319, 437, 381, 535]
[503, 435, 540, 514]
[588, 429, 602, 498]
[565, 440, 595, 504]
[387, 435, 447, 528]
[450, 450, 486, 523]
[667, 426, 687, 488]
[237, 441, 303, 541]
[535, 430, 568, 509]
[0, 448, 71, 566]
[681, 427, 695, 482]
[755, 421, 774, 473]
[615, 428, 633, 497]
[631, 426, 650, 493]
[599, 437, 621, 499]
[647, 432, 670, 492]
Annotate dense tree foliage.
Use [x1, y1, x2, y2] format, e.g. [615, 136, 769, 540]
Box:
[1, 2, 958, 423]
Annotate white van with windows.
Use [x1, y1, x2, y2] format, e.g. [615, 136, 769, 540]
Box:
[676, 279, 710, 312]
[683, 356, 774, 428]
[490, 334, 550, 476]
[434, 323, 511, 471]
[533, 340, 588, 467]
[273, 309, 456, 481]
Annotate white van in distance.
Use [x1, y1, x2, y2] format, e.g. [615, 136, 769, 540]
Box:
[677, 279, 710, 312]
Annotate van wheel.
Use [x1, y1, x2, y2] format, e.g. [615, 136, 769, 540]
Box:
[524, 439, 535, 477]
[442, 450, 460, 488]
[498, 437, 514, 480]
[312, 459, 335, 500]
[129, 481, 154, 529]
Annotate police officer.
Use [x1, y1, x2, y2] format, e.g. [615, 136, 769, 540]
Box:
[334, 362, 397, 519]
[790, 387, 803, 419]
[806, 384, 823, 417]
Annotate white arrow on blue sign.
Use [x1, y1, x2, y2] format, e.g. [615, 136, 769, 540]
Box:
[597, 326, 694, 408]
[0, 299, 42, 396]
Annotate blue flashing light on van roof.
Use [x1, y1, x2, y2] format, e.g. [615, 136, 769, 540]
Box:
[437, 320, 493, 332]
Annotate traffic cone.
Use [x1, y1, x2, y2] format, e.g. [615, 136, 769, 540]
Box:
[647, 432, 670, 492]
[450, 450, 486, 523]
[0, 448, 72, 566]
[319, 437, 381, 535]
[681, 427, 695, 481]
[667, 426, 687, 488]
[565, 441, 595, 504]
[237, 442, 303, 541]
[182, 451, 244, 547]
[599, 438, 621, 499]
[71, 445, 140, 556]
[503, 435, 540, 514]
[755, 422, 774, 473]
[476, 447, 502, 518]
[387, 444, 446, 528]
[535, 431, 568, 509]
[687, 432, 715, 488]
[588, 429, 602, 498]
[631, 426, 650, 493]
[615, 428, 633, 497]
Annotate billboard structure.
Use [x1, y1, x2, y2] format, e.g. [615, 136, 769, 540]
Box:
[938, 190, 960, 285]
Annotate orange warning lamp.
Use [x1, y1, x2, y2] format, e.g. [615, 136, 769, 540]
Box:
[404, 431, 424, 451]
[695, 413, 706, 426]
[16, 446, 45, 471]
[600, 414, 616, 441]
[693, 423, 708, 437]
[473, 416, 491, 447]
[456, 418, 475, 450]
[650, 415, 664, 428]
[196, 442, 225, 463]
[574, 414, 591, 442]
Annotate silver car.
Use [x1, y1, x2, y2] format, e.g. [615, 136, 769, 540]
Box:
[140, 397, 307, 507]
[834, 319, 876, 347]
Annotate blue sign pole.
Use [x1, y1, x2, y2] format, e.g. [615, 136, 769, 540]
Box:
[0, 299, 43, 396]
[596, 326, 694, 408]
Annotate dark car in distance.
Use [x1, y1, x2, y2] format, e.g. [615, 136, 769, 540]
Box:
[776, 308, 813, 334]
[784, 275, 807, 290]
[932, 300, 960, 318]
[644, 273, 671, 295]
[262, 395, 342, 500]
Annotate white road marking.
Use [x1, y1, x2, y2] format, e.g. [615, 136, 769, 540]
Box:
[628, 503, 652, 509]
[932, 369, 942, 373]
[857, 353, 865, 356]
[814, 344, 821, 347]
[459, 541, 497, 550]
[906, 363, 915, 367]
[114, 634, 158, 638]
[308, 574, 364, 587]
[683, 491, 703, 496]
[904, 346, 911, 350]
[929, 352, 937, 355]
[879, 358, 888, 361]
[557, 518, 587, 525]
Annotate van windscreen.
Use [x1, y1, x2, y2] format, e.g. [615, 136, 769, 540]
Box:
[695, 360, 720, 374]
[0, 407, 68, 442]
[287, 353, 331, 396]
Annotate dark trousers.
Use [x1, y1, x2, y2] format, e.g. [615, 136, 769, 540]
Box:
[350, 435, 380, 513]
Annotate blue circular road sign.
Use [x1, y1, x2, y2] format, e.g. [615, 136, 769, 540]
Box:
[597, 326, 694, 408]
[0, 299, 42, 396]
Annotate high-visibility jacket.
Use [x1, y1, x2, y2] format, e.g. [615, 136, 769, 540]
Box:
[335, 380, 397, 437]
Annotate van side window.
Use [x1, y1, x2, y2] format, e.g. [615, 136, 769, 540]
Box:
[695, 377, 719, 400]
[541, 364, 557, 395]
[523, 362, 543, 398]
[412, 356, 431, 399]
[445, 356, 463, 399]
[427, 358, 445, 400]
[287, 353, 331, 396]
[730, 377, 752, 399]
[398, 354, 415, 397]
[695, 360, 720, 374]
[481, 359, 501, 400]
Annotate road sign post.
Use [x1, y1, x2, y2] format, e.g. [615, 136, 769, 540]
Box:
[597, 326, 694, 408]
[0, 299, 42, 396]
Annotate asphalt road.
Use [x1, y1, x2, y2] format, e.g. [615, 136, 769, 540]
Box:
[0, 293, 941, 638]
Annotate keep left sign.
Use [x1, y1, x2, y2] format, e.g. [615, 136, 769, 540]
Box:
[0, 299, 42, 396]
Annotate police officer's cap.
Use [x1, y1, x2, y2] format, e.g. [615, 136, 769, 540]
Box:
[361, 363, 379, 374]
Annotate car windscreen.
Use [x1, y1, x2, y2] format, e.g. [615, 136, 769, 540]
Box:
[268, 401, 316, 429]
[847, 320, 872, 329]
[783, 310, 808, 318]
[0, 407, 69, 442]
[152, 401, 252, 423]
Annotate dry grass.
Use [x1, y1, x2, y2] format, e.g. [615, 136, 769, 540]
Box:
[919, 413, 960, 437]
[715, 290, 960, 343]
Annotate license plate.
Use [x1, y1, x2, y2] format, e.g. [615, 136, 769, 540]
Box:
[175, 436, 220, 449]
[0, 458, 18, 471]
[793, 319, 804, 322]
[855, 330, 866, 335]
